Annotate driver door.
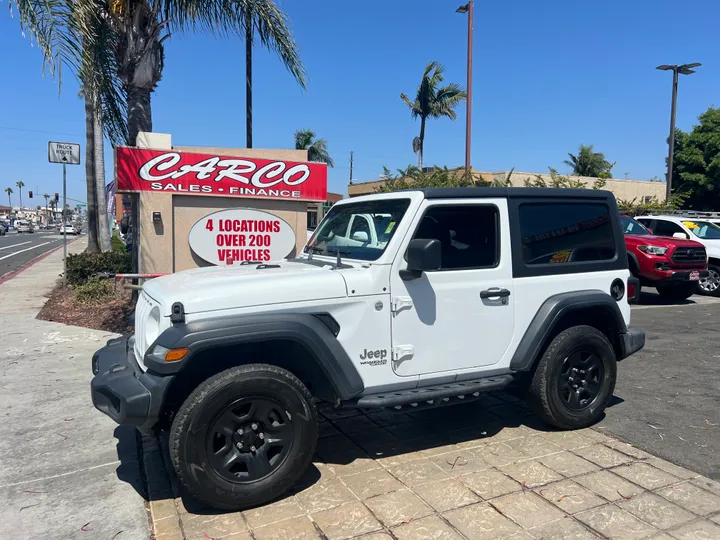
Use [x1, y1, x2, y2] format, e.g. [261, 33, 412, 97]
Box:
[390, 199, 515, 378]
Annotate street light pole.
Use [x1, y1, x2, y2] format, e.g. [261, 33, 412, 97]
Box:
[457, 1, 474, 177]
[656, 63, 701, 201]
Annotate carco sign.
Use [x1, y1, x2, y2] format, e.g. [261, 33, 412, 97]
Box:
[116, 147, 327, 202]
[189, 209, 296, 265]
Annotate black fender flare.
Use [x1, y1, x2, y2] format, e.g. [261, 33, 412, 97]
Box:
[145, 313, 364, 400]
[627, 252, 640, 275]
[509, 290, 628, 372]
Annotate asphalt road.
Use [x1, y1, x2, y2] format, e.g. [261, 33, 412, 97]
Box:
[0, 230, 77, 279]
[599, 289, 720, 479]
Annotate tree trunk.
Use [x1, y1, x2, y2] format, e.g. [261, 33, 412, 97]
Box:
[127, 85, 153, 146]
[19, 190, 23, 210]
[94, 100, 112, 252]
[84, 94, 100, 253]
[418, 117, 426, 170]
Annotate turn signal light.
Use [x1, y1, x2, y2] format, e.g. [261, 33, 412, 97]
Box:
[164, 348, 189, 362]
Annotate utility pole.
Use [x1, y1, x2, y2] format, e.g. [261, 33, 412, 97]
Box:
[457, 1, 474, 177]
[656, 63, 701, 201]
[245, 9, 253, 148]
[349, 151, 354, 183]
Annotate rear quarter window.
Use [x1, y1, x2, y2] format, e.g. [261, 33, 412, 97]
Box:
[510, 200, 624, 277]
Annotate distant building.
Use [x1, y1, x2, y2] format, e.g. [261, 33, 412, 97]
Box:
[348, 168, 666, 203]
[307, 192, 343, 230]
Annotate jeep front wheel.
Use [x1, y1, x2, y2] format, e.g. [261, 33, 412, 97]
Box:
[169, 364, 318, 510]
[527, 325, 617, 430]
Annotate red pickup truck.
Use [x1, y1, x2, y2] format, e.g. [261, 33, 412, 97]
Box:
[622, 215, 708, 300]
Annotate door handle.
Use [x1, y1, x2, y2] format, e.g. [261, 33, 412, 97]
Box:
[480, 288, 511, 299]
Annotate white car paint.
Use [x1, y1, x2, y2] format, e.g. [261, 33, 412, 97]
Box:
[134, 190, 631, 395]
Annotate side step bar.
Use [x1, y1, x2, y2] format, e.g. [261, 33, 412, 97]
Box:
[355, 375, 514, 410]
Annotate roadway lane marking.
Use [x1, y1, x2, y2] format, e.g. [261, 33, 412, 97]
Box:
[0, 241, 32, 251]
[0, 241, 55, 261]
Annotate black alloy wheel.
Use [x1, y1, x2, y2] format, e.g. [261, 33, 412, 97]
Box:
[557, 350, 604, 412]
[207, 397, 293, 483]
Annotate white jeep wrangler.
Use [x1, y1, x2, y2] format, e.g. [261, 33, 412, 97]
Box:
[91, 187, 645, 510]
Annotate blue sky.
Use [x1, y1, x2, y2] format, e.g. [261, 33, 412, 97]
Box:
[1, 0, 719, 206]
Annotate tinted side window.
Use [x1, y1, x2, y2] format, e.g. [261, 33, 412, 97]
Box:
[519, 203, 616, 265]
[412, 205, 498, 270]
[651, 219, 684, 237]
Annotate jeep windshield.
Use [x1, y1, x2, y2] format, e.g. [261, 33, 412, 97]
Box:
[304, 198, 411, 261]
[621, 216, 651, 236]
[681, 220, 720, 240]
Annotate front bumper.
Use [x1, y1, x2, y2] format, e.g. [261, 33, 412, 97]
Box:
[91, 335, 173, 434]
[644, 269, 709, 284]
[618, 328, 645, 361]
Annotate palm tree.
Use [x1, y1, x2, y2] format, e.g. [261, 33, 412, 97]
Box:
[16, 181, 25, 209]
[43, 194, 50, 226]
[11, 0, 305, 251]
[563, 144, 616, 177]
[4, 187, 13, 208]
[401, 61, 466, 169]
[294, 129, 334, 166]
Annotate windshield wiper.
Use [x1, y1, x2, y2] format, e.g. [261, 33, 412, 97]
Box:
[327, 248, 351, 269]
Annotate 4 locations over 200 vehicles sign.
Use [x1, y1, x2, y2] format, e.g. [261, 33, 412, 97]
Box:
[115, 147, 328, 201]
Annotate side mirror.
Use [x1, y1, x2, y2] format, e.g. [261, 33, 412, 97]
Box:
[673, 232, 689, 239]
[351, 231, 369, 243]
[401, 238, 441, 280]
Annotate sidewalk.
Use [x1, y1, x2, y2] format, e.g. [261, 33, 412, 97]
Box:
[0, 239, 149, 540]
[148, 404, 720, 540]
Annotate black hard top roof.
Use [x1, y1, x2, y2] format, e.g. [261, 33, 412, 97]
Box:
[413, 187, 614, 200]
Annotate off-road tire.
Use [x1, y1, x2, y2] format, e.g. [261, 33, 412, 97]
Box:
[527, 325, 617, 430]
[656, 283, 697, 301]
[169, 364, 318, 510]
[699, 264, 720, 297]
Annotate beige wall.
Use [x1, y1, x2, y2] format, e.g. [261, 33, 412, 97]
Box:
[490, 171, 666, 202]
[348, 170, 666, 202]
[134, 137, 311, 274]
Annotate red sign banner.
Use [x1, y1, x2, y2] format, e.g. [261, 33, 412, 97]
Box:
[116, 147, 328, 202]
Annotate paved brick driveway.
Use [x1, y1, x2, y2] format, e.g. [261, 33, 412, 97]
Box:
[147, 394, 720, 540]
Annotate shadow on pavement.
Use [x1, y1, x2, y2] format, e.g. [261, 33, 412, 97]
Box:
[143, 391, 620, 516]
[638, 290, 698, 306]
[114, 426, 148, 500]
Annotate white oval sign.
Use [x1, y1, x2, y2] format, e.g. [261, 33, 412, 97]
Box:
[189, 208, 296, 265]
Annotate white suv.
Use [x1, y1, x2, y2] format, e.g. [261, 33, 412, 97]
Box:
[636, 215, 720, 296]
[91, 187, 645, 510]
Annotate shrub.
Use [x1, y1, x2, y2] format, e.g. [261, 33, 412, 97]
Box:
[75, 276, 114, 304]
[66, 251, 131, 286]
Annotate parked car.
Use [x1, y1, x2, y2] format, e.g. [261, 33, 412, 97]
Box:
[0, 221, 7, 235]
[15, 221, 34, 233]
[60, 224, 78, 235]
[636, 215, 720, 296]
[621, 215, 707, 301]
[91, 187, 645, 511]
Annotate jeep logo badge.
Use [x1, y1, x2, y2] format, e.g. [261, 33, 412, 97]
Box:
[359, 348, 388, 366]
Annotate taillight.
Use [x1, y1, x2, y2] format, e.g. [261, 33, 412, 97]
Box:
[627, 276, 640, 304]
[627, 281, 636, 300]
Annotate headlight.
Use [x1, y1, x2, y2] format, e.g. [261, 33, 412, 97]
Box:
[638, 245, 668, 256]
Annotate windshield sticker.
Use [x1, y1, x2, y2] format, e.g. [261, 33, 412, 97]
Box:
[682, 221, 699, 229]
[385, 222, 396, 234]
[549, 250, 572, 263]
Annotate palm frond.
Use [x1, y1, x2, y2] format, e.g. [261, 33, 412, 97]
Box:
[160, 0, 306, 87]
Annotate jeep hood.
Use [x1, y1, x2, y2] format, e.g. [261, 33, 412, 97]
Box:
[142, 260, 348, 316]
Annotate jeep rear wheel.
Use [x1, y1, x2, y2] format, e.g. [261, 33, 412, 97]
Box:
[527, 325, 617, 430]
[656, 283, 697, 301]
[699, 264, 720, 297]
[169, 364, 318, 510]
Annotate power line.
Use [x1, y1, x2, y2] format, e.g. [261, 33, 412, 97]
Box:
[0, 125, 83, 138]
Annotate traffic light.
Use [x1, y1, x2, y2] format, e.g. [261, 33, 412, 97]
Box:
[29, 191, 33, 198]
[55, 193, 59, 202]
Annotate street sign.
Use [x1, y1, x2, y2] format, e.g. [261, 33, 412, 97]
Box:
[48, 141, 81, 165]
